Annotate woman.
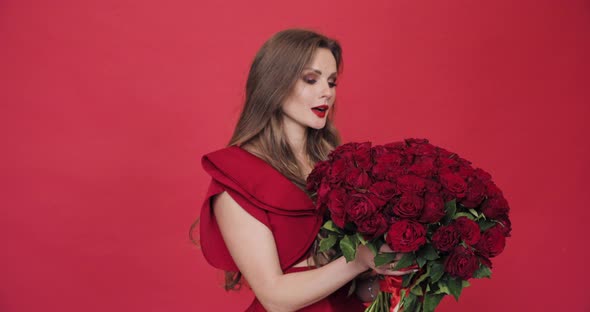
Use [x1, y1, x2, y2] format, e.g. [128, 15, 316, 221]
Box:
[194, 28, 411, 311]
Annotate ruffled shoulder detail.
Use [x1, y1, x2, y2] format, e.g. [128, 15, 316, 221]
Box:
[199, 145, 321, 272]
[201, 145, 316, 215]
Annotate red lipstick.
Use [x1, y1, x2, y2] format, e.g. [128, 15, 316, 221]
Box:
[311, 105, 329, 118]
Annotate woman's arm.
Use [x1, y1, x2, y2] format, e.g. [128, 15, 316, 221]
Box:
[213, 190, 373, 312]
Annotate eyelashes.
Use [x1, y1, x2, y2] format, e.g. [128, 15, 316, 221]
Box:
[303, 77, 338, 88]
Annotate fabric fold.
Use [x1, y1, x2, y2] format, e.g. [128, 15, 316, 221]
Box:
[199, 145, 322, 272]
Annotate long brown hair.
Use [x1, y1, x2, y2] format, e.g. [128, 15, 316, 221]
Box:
[229, 28, 343, 191]
[191, 28, 343, 290]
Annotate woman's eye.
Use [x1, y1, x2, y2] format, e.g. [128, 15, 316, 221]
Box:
[303, 76, 337, 88]
[304, 77, 317, 84]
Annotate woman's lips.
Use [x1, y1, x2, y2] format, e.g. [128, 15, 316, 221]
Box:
[311, 105, 329, 118]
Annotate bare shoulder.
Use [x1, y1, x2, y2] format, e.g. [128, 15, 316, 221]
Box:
[211, 190, 270, 234]
[211, 191, 241, 218]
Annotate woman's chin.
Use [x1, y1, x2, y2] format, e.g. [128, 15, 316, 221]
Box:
[308, 122, 327, 130]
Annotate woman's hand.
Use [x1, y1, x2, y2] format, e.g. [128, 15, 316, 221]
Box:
[354, 243, 418, 276]
[354, 244, 417, 303]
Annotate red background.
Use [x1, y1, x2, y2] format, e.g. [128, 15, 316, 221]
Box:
[1, 0, 589, 311]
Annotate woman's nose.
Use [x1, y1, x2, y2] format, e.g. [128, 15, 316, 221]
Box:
[320, 80, 333, 100]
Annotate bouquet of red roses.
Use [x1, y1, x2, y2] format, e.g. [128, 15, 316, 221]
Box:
[306, 139, 511, 312]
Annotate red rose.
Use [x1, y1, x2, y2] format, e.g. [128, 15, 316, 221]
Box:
[345, 193, 378, 223]
[357, 213, 389, 239]
[436, 147, 454, 159]
[316, 181, 331, 206]
[371, 145, 389, 158]
[382, 141, 406, 152]
[418, 192, 446, 223]
[481, 196, 510, 219]
[306, 161, 329, 192]
[328, 158, 348, 183]
[439, 172, 467, 198]
[368, 181, 399, 207]
[437, 157, 460, 172]
[386, 220, 426, 252]
[432, 224, 460, 252]
[409, 156, 436, 178]
[444, 245, 480, 279]
[392, 193, 423, 219]
[424, 180, 442, 192]
[396, 175, 426, 194]
[473, 168, 492, 182]
[352, 142, 372, 171]
[455, 163, 474, 181]
[405, 138, 430, 145]
[457, 157, 474, 168]
[479, 256, 493, 269]
[332, 142, 371, 167]
[372, 152, 403, 180]
[454, 217, 481, 245]
[461, 179, 486, 208]
[344, 167, 371, 189]
[327, 188, 348, 228]
[331, 142, 359, 160]
[405, 138, 436, 156]
[484, 180, 503, 198]
[475, 226, 506, 258]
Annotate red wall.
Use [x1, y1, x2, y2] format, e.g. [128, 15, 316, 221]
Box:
[1, 0, 589, 311]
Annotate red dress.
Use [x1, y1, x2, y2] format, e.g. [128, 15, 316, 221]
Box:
[200, 145, 366, 311]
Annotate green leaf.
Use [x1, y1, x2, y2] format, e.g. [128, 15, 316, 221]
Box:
[429, 261, 445, 283]
[401, 292, 417, 311]
[415, 301, 423, 312]
[434, 281, 451, 295]
[479, 220, 496, 231]
[462, 280, 471, 288]
[423, 293, 445, 312]
[366, 242, 379, 256]
[319, 234, 338, 253]
[447, 277, 463, 301]
[402, 272, 415, 288]
[453, 212, 475, 220]
[413, 272, 430, 290]
[443, 199, 457, 224]
[473, 264, 492, 278]
[350, 234, 360, 247]
[417, 255, 427, 268]
[340, 235, 357, 262]
[322, 220, 343, 233]
[392, 252, 416, 271]
[417, 244, 440, 261]
[356, 232, 368, 245]
[410, 285, 423, 296]
[468, 208, 479, 218]
[374, 252, 397, 267]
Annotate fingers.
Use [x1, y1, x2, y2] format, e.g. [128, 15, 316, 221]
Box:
[373, 262, 419, 276]
[379, 244, 394, 253]
[374, 267, 418, 276]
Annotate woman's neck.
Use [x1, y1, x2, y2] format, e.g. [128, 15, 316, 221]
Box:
[282, 116, 307, 156]
[282, 118, 313, 175]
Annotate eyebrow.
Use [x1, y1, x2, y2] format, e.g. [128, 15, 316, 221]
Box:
[303, 67, 338, 78]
